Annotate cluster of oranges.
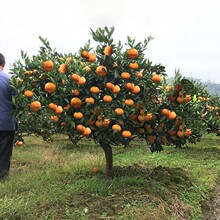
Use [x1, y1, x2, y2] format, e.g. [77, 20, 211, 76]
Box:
[24, 46, 193, 145]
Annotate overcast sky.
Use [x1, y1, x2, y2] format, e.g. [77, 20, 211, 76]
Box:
[1, 0, 220, 83]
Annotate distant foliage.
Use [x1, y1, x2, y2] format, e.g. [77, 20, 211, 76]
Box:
[169, 77, 220, 96]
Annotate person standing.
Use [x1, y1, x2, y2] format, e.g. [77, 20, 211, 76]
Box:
[0, 53, 17, 180]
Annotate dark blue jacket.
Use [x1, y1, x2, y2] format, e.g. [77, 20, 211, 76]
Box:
[0, 70, 17, 131]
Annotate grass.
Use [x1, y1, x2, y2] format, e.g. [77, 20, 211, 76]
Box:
[0, 133, 219, 220]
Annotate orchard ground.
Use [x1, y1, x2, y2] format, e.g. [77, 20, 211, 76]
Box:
[0, 133, 219, 220]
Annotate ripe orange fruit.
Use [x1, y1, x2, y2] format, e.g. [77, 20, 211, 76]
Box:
[73, 112, 83, 120]
[129, 62, 139, 70]
[161, 108, 170, 116]
[103, 45, 112, 56]
[30, 101, 41, 112]
[129, 114, 137, 120]
[111, 85, 121, 94]
[92, 167, 100, 174]
[115, 108, 124, 115]
[184, 128, 192, 137]
[179, 125, 183, 131]
[71, 73, 80, 82]
[24, 90, 34, 98]
[102, 119, 110, 127]
[125, 82, 134, 91]
[136, 72, 143, 78]
[179, 91, 183, 97]
[82, 127, 92, 136]
[97, 115, 102, 122]
[145, 113, 153, 121]
[95, 120, 102, 128]
[44, 82, 56, 94]
[77, 76, 86, 85]
[137, 114, 144, 122]
[81, 50, 89, 59]
[90, 86, 100, 94]
[64, 104, 70, 110]
[131, 85, 141, 94]
[122, 130, 132, 138]
[48, 103, 57, 110]
[152, 74, 161, 83]
[51, 115, 59, 122]
[96, 65, 107, 77]
[177, 96, 184, 104]
[70, 97, 82, 108]
[54, 105, 63, 114]
[76, 124, 85, 133]
[105, 82, 114, 90]
[177, 130, 185, 138]
[184, 95, 191, 103]
[112, 124, 122, 132]
[121, 72, 131, 79]
[85, 97, 95, 104]
[15, 141, 24, 146]
[103, 95, 113, 103]
[87, 53, 96, 62]
[71, 89, 80, 96]
[167, 111, 177, 120]
[42, 60, 54, 72]
[139, 109, 145, 115]
[127, 48, 138, 59]
[125, 99, 134, 106]
[58, 63, 67, 74]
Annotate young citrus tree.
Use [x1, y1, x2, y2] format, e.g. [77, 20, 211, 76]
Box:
[10, 27, 218, 177]
[11, 27, 167, 177]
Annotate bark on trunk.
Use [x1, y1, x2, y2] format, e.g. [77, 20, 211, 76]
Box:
[101, 142, 113, 179]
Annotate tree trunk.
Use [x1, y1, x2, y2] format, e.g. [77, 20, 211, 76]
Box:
[101, 142, 113, 179]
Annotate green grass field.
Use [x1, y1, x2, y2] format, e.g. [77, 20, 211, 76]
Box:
[0, 134, 219, 220]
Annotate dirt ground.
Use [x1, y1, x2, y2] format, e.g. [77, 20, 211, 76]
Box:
[202, 180, 220, 220]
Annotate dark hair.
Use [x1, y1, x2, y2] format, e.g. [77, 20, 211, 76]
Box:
[0, 53, 6, 66]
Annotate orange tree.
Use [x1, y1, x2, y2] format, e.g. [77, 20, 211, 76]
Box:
[197, 94, 220, 135]
[157, 71, 210, 148]
[10, 27, 166, 177]
[10, 27, 214, 177]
